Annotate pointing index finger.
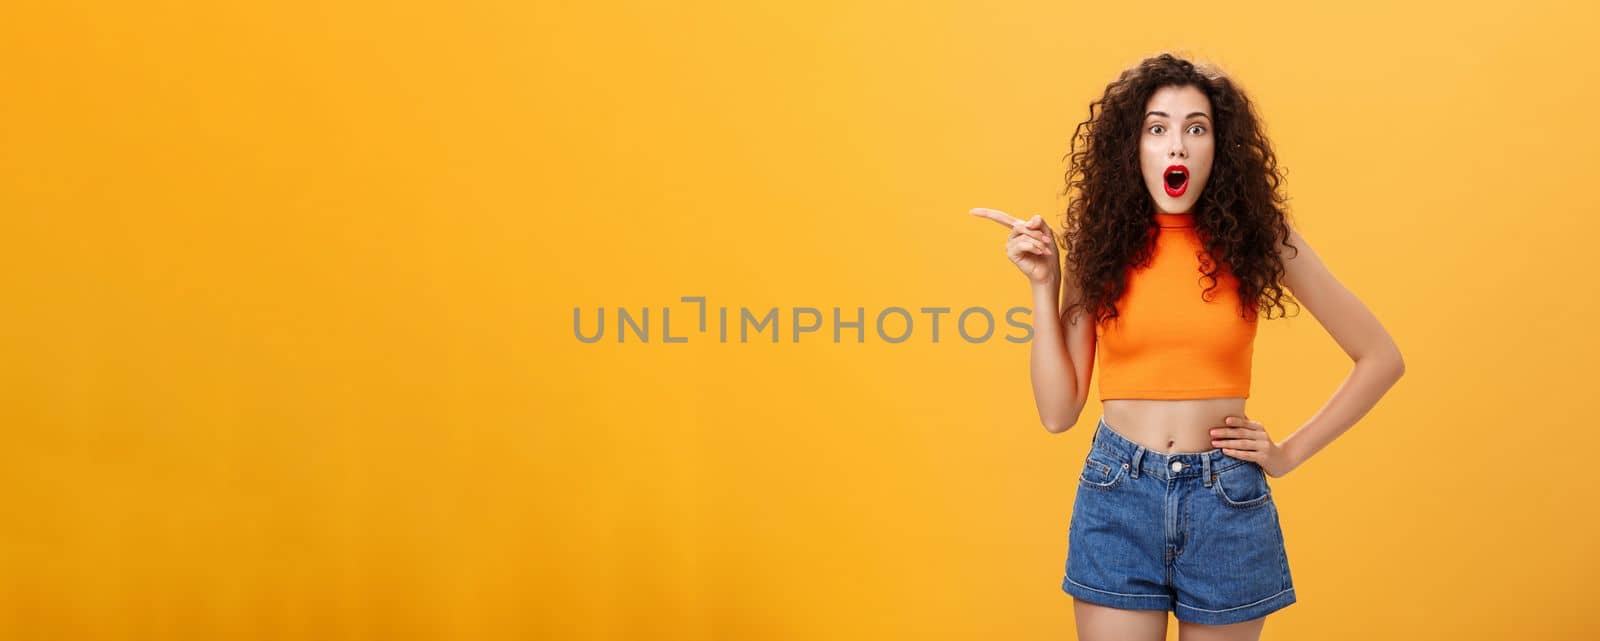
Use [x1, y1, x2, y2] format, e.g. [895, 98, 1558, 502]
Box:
[968, 208, 1023, 229]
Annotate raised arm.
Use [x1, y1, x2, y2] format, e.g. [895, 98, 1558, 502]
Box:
[969, 207, 1082, 433]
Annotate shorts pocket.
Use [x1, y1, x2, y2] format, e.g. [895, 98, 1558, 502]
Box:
[1212, 461, 1272, 509]
[1079, 454, 1128, 490]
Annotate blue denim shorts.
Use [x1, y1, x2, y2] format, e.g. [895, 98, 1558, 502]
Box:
[1061, 416, 1296, 625]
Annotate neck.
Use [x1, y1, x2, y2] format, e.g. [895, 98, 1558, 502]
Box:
[1154, 211, 1194, 228]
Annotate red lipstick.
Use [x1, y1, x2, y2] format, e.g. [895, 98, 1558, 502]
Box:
[1163, 164, 1189, 197]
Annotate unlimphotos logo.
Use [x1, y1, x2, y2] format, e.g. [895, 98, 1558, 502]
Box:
[575, 296, 1036, 344]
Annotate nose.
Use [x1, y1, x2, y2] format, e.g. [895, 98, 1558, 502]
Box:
[1168, 142, 1187, 159]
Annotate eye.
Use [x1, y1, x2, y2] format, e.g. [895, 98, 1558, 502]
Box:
[1149, 124, 1165, 135]
[1187, 125, 1206, 135]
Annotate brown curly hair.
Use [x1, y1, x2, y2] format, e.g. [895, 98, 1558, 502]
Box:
[1058, 52, 1301, 327]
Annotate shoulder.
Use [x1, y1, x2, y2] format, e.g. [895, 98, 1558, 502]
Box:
[1275, 218, 1337, 299]
[1276, 218, 1318, 270]
[1279, 218, 1307, 258]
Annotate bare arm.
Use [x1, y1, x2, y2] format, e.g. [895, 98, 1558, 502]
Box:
[1029, 277, 1079, 433]
[1030, 254, 1099, 433]
[1274, 223, 1406, 472]
[1059, 262, 1099, 424]
[968, 207, 1084, 433]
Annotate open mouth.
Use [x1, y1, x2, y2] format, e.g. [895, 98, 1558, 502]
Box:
[1163, 165, 1189, 197]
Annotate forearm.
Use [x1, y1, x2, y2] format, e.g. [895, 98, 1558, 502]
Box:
[1029, 279, 1080, 432]
[1278, 353, 1405, 472]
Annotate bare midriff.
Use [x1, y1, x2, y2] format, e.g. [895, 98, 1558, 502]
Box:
[1101, 397, 1247, 454]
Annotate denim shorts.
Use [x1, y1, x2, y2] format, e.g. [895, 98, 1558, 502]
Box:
[1061, 416, 1296, 625]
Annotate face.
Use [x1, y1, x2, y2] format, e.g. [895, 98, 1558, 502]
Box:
[1139, 84, 1214, 214]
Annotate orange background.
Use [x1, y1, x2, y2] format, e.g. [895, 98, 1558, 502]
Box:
[2, 1, 1596, 639]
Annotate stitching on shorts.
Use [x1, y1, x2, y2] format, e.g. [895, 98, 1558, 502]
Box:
[1064, 575, 1171, 600]
[1213, 469, 1273, 508]
[1079, 463, 1126, 490]
[1175, 587, 1295, 613]
[1273, 504, 1292, 585]
[1080, 456, 1126, 490]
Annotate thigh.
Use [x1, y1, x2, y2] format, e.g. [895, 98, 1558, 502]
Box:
[1073, 597, 1167, 641]
[1178, 615, 1266, 641]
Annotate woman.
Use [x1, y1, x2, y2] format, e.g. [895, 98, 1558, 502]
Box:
[969, 53, 1404, 641]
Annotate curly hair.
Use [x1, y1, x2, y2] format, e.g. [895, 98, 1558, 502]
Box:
[1058, 52, 1301, 328]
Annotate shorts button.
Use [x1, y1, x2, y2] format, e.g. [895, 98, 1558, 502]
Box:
[1170, 461, 1184, 472]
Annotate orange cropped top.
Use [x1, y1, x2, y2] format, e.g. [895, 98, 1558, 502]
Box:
[1094, 212, 1259, 400]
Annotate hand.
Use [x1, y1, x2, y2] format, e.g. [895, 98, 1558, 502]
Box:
[967, 207, 1061, 286]
[1210, 416, 1294, 478]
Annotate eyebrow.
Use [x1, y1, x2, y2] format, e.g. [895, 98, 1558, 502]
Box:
[1145, 111, 1211, 121]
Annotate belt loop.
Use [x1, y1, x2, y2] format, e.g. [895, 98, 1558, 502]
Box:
[1130, 446, 1144, 478]
[1202, 452, 1213, 487]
